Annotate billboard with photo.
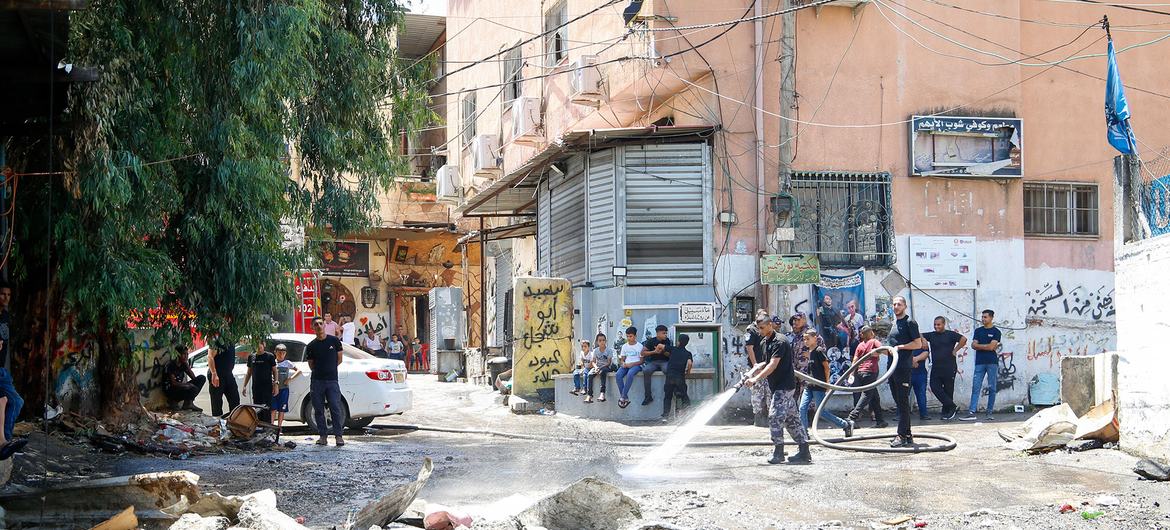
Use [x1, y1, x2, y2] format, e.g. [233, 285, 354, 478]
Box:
[319, 241, 370, 277]
[911, 116, 1022, 177]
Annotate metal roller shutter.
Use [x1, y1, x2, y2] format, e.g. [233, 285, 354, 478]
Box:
[549, 155, 587, 285]
[587, 149, 617, 287]
[622, 143, 709, 285]
[537, 179, 551, 276]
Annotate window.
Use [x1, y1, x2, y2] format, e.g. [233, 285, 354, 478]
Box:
[1024, 182, 1099, 237]
[791, 172, 894, 267]
[461, 93, 477, 147]
[502, 46, 523, 104]
[544, 1, 568, 66]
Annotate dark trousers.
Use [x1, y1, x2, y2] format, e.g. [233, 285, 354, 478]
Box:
[930, 370, 957, 415]
[208, 371, 240, 417]
[251, 384, 273, 423]
[642, 359, 669, 398]
[848, 372, 884, 422]
[586, 364, 616, 396]
[164, 375, 206, 406]
[662, 376, 691, 416]
[310, 379, 345, 437]
[891, 381, 913, 438]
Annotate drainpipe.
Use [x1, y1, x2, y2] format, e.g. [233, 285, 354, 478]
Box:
[754, 0, 767, 310]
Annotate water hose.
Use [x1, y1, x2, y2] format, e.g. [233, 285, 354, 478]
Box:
[792, 345, 957, 453]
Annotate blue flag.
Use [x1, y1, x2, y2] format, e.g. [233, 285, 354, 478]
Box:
[1106, 40, 1138, 155]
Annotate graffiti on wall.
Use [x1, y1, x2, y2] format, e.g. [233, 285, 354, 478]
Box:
[1026, 281, 1115, 321]
[52, 333, 98, 417]
[358, 313, 390, 338]
[981, 350, 1017, 396]
[1026, 330, 1113, 369]
[132, 336, 172, 410]
[512, 277, 573, 401]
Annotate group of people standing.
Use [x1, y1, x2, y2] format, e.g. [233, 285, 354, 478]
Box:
[320, 312, 424, 368]
[568, 325, 694, 418]
[739, 296, 1004, 464]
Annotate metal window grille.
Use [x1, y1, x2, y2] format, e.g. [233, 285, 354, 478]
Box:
[1023, 182, 1099, 237]
[791, 171, 894, 267]
[544, 1, 568, 66]
[501, 46, 522, 104]
[461, 93, 477, 147]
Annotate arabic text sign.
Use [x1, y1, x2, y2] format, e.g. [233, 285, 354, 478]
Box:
[761, 254, 821, 285]
[512, 277, 574, 400]
[909, 236, 978, 290]
[679, 302, 717, 323]
[911, 115, 1022, 177]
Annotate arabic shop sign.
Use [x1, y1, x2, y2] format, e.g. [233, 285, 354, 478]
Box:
[761, 254, 821, 285]
[910, 115, 1023, 178]
[678, 302, 717, 323]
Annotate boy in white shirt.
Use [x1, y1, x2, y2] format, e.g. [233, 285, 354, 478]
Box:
[571, 340, 593, 395]
[616, 327, 644, 409]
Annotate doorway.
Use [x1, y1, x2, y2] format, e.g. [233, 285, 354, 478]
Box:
[414, 295, 429, 345]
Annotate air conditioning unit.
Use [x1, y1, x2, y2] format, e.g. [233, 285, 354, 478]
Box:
[511, 96, 542, 144]
[472, 134, 500, 175]
[435, 165, 460, 204]
[569, 55, 606, 106]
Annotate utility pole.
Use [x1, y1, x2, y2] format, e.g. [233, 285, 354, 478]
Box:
[775, 0, 797, 317]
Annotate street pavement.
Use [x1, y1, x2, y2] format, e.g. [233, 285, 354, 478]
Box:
[105, 377, 1168, 529]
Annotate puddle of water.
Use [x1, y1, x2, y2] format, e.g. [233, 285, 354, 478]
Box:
[626, 388, 738, 480]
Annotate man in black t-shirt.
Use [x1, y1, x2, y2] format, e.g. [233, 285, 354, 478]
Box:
[164, 345, 206, 412]
[744, 316, 811, 465]
[306, 317, 345, 446]
[243, 342, 278, 423]
[207, 336, 240, 417]
[886, 296, 927, 448]
[661, 335, 693, 419]
[922, 316, 967, 420]
[639, 325, 672, 406]
[743, 311, 770, 427]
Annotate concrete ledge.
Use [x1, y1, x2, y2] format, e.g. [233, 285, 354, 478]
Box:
[509, 394, 543, 414]
[554, 371, 716, 421]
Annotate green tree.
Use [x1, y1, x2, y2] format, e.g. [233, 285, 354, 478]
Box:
[25, 0, 432, 416]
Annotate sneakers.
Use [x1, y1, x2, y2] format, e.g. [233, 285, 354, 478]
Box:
[335, 436, 345, 447]
[315, 436, 328, 446]
[843, 420, 854, 438]
[874, 421, 889, 429]
[985, 415, 995, 421]
[642, 397, 654, 406]
[584, 395, 594, 404]
[598, 393, 607, 402]
[943, 409, 958, 421]
[768, 444, 786, 464]
[889, 436, 913, 448]
[960, 413, 978, 421]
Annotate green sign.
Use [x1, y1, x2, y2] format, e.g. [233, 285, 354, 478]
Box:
[761, 254, 821, 285]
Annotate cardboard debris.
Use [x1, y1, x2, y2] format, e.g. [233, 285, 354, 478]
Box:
[90, 506, 138, 530]
[1073, 400, 1119, 443]
[226, 406, 261, 439]
[999, 404, 1078, 452]
[352, 458, 433, 530]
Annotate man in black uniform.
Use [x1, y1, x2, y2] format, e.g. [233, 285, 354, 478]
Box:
[744, 316, 811, 465]
[886, 296, 927, 447]
[639, 325, 672, 406]
[743, 311, 769, 427]
[207, 335, 240, 417]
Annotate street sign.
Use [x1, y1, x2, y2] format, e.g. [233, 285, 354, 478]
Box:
[761, 254, 821, 285]
[293, 271, 320, 333]
[678, 302, 717, 323]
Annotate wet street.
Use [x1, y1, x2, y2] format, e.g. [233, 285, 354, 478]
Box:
[98, 378, 1168, 529]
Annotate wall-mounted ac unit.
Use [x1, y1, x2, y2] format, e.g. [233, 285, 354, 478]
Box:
[511, 96, 542, 144]
[569, 55, 605, 106]
[436, 165, 460, 204]
[472, 134, 501, 175]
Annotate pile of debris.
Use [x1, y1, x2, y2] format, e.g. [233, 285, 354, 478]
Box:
[55, 406, 293, 459]
[997, 400, 1120, 453]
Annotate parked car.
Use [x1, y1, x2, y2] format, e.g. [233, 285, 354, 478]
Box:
[190, 333, 411, 430]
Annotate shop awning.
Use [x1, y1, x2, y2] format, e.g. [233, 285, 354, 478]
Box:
[457, 220, 537, 246]
[456, 124, 716, 218]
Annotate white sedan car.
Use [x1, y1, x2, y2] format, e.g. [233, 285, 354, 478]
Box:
[190, 333, 412, 430]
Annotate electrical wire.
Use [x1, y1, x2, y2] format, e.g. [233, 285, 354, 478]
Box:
[1036, 0, 1170, 17]
[640, 0, 838, 32]
[918, 0, 1170, 31]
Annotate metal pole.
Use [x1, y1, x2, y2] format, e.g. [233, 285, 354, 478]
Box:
[776, 0, 797, 319]
[479, 217, 487, 349]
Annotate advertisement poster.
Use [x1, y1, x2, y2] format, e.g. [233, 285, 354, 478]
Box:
[761, 254, 821, 285]
[909, 236, 977, 289]
[812, 270, 865, 385]
[911, 116, 1022, 177]
[319, 241, 370, 277]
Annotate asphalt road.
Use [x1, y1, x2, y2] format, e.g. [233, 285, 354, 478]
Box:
[102, 377, 1169, 529]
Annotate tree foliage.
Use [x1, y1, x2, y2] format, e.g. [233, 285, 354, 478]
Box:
[58, 0, 434, 345]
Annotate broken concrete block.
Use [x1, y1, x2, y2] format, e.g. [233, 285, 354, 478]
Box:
[235, 496, 309, 530]
[999, 403, 1078, 452]
[516, 478, 641, 530]
[179, 489, 277, 519]
[170, 513, 231, 530]
[351, 458, 433, 530]
[1134, 459, 1170, 481]
[0, 471, 201, 513]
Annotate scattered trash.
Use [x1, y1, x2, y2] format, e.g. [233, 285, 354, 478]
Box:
[423, 503, 473, 529]
[1059, 504, 1076, 514]
[1081, 510, 1104, 520]
[536, 408, 556, 416]
[1134, 459, 1170, 482]
[1066, 439, 1105, 453]
[882, 515, 913, 525]
[914, 522, 928, 528]
[445, 370, 459, 382]
[999, 403, 1078, 452]
[516, 477, 641, 530]
[283, 441, 297, 449]
[295, 515, 306, 524]
[1094, 495, 1120, 507]
[351, 458, 433, 530]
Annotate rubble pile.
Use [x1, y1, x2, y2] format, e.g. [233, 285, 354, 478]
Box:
[55, 407, 291, 458]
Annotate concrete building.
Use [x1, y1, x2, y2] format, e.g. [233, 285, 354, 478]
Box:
[440, 1, 1170, 410]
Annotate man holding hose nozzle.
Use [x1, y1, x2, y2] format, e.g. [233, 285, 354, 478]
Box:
[742, 315, 811, 465]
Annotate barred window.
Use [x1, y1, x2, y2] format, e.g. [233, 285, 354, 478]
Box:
[791, 172, 893, 267]
[1024, 182, 1099, 237]
[461, 93, 477, 147]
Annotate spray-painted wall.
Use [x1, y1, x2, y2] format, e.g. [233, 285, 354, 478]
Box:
[512, 277, 573, 402]
[50, 320, 98, 417]
[1116, 235, 1170, 461]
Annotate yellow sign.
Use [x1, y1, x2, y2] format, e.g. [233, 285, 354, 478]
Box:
[512, 277, 574, 400]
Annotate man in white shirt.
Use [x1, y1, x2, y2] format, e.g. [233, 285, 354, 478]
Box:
[364, 328, 388, 358]
[340, 315, 357, 346]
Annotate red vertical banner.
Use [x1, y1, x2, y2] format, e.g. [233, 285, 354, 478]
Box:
[294, 271, 319, 333]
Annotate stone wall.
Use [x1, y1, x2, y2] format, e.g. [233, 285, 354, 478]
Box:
[1115, 234, 1170, 461]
